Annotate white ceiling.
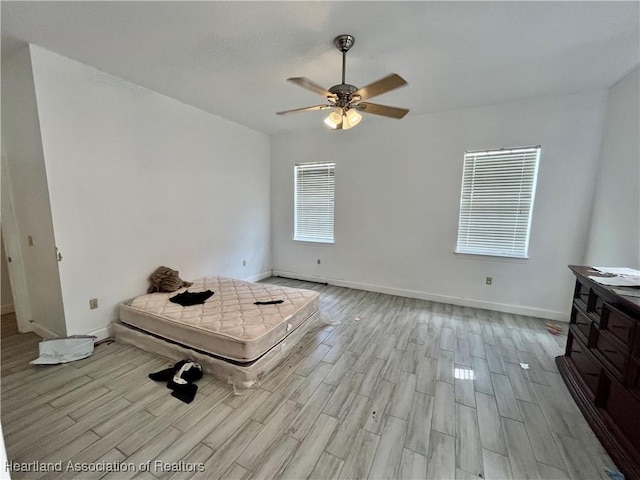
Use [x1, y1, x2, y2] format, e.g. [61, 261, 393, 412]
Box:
[2, 1, 639, 135]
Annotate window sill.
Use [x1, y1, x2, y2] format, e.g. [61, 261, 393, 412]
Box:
[293, 238, 335, 246]
[454, 251, 529, 263]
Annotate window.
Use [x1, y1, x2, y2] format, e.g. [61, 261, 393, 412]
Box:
[455, 146, 540, 258]
[294, 162, 335, 243]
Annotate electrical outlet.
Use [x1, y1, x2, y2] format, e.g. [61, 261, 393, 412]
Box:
[89, 298, 98, 309]
[242, 260, 246, 267]
[485, 276, 493, 285]
[317, 259, 321, 265]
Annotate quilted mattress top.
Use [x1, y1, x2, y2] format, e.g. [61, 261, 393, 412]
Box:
[120, 276, 320, 362]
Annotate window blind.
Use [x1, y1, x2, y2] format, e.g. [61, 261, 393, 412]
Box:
[455, 146, 540, 258]
[294, 162, 335, 243]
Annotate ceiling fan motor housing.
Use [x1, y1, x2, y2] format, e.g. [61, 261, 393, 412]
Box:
[329, 83, 358, 107]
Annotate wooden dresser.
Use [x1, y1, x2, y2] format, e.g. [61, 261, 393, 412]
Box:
[557, 265, 640, 480]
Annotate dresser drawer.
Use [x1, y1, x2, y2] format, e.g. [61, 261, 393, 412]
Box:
[574, 279, 590, 310]
[603, 375, 640, 453]
[568, 333, 602, 396]
[602, 303, 637, 347]
[592, 295, 606, 320]
[595, 330, 628, 378]
[571, 308, 594, 344]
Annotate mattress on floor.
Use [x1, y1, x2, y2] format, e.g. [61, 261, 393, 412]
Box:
[114, 309, 324, 389]
[119, 276, 320, 363]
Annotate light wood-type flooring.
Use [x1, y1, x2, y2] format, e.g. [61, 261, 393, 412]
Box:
[1, 277, 618, 479]
[1, 312, 19, 339]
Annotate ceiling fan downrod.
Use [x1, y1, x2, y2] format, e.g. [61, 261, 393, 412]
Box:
[330, 34, 357, 107]
[334, 34, 354, 84]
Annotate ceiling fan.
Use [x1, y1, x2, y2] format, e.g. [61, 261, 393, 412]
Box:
[277, 34, 409, 130]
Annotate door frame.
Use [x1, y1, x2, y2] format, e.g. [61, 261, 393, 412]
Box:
[1, 155, 33, 333]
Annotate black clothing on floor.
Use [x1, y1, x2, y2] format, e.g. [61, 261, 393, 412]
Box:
[149, 359, 203, 404]
[149, 359, 191, 382]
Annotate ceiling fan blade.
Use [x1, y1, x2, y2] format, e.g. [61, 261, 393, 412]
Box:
[358, 102, 409, 119]
[287, 77, 334, 98]
[353, 74, 407, 101]
[276, 105, 330, 115]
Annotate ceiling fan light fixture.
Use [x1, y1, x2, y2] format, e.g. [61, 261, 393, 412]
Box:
[340, 108, 361, 130]
[323, 116, 338, 129]
[346, 108, 362, 127]
[341, 112, 352, 130]
[324, 107, 343, 129]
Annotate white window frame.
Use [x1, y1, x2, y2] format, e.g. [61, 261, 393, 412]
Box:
[455, 146, 541, 259]
[294, 162, 335, 244]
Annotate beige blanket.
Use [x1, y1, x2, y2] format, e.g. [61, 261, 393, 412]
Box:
[147, 266, 192, 293]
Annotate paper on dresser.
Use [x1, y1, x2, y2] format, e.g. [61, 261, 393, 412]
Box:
[612, 288, 640, 298]
[589, 275, 640, 287]
[593, 267, 640, 276]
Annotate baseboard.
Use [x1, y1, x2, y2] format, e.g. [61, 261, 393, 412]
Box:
[1, 304, 15, 315]
[244, 270, 273, 283]
[29, 322, 61, 340]
[272, 270, 569, 322]
[83, 325, 113, 342]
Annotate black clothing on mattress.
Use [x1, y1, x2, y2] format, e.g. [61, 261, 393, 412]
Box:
[169, 290, 214, 306]
[254, 300, 284, 305]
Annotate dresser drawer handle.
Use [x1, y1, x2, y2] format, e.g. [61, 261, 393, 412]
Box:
[586, 373, 599, 377]
[604, 349, 619, 354]
[610, 325, 627, 330]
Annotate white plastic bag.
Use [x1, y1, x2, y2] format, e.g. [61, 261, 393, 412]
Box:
[30, 336, 96, 365]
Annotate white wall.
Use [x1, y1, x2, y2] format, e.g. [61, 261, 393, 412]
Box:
[271, 91, 609, 320]
[28, 46, 271, 339]
[1, 46, 67, 336]
[585, 67, 640, 268]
